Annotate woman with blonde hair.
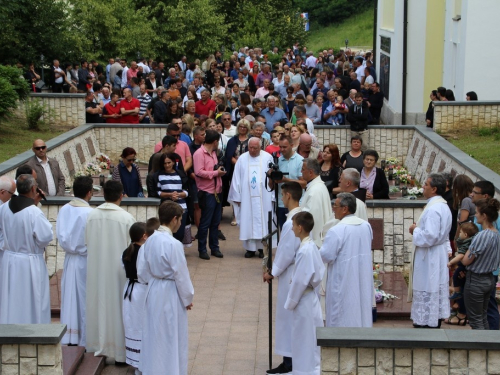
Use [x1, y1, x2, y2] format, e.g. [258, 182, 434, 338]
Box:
[181, 114, 194, 139]
[290, 124, 305, 149]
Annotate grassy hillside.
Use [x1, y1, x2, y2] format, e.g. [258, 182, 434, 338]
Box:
[306, 7, 374, 53]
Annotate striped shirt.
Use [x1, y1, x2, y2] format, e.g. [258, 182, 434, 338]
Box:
[467, 229, 500, 274]
[138, 94, 151, 117]
[157, 172, 188, 210]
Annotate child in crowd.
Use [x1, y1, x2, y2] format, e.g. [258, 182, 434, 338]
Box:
[284, 211, 325, 375]
[361, 82, 371, 102]
[448, 222, 479, 300]
[265, 130, 281, 157]
[122, 222, 148, 375]
[230, 97, 240, 125]
[333, 95, 346, 125]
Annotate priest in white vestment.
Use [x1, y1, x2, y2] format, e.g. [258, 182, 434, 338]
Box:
[138, 201, 194, 375]
[299, 158, 332, 248]
[57, 176, 93, 346]
[320, 193, 374, 328]
[284, 211, 324, 375]
[263, 181, 303, 374]
[228, 137, 275, 258]
[85, 180, 135, 363]
[0, 174, 53, 324]
[408, 174, 451, 328]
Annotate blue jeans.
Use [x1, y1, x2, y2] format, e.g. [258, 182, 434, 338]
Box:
[197, 192, 221, 254]
[277, 207, 288, 231]
[173, 210, 188, 243]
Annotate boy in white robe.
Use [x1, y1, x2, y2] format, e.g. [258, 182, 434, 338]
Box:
[264, 182, 303, 374]
[284, 211, 325, 375]
[57, 176, 93, 346]
[138, 201, 194, 375]
[320, 193, 374, 328]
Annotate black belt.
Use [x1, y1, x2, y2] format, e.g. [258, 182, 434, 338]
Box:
[123, 279, 147, 301]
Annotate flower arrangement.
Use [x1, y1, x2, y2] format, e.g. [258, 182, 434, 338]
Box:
[96, 153, 111, 170]
[75, 162, 102, 177]
[408, 187, 424, 196]
[385, 157, 399, 165]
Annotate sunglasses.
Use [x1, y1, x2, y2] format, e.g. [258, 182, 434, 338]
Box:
[1, 189, 15, 195]
[126, 158, 136, 162]
[34, 146, 47, 151]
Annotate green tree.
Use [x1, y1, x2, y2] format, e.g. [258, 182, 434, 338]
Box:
[0, 0, 78, 65]
[0, 66, 30, 118]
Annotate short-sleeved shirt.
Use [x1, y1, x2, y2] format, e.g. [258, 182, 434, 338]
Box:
[467, 229, 500, 274]
[261, 108, 287, 133]
[154, 140, 190, 167]
[120, 97, 140, 123]
[103, 102, 121, 123]
[459, 197, 476, 223]
[85, 102, 101, 123]
[195, 99, 216, 117]
[277, 152, 304, 208]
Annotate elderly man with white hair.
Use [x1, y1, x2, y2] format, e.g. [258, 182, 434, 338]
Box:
[0, 176, 15, 205]
[252, 122, 270, 150]
[228, 137, 274, 258]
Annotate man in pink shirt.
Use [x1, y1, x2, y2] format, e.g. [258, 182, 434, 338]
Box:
[195, 90, 216, 118]
[154, 122, 192, 172]
[126, 61, 138, 86]
[193, 129, 226, 260]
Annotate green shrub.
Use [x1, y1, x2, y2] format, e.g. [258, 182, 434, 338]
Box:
[0, 65, 30, 119]
[0, 77, 18, 118]
[24, 99, 50, 130]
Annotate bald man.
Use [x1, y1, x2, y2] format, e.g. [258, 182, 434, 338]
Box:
[26, 139, 66, 196]
[295, 133, 320, 160]
[0, 176, 16, 204]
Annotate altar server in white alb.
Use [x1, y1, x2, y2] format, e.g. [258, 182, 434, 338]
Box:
[284, 211, 324, 375]
[86, 180, 136, 363]
[299, 158, 332, 248]
[0, 175, 16, 268]
[57, 176, 93, 346]
[263, 182, 303, 375]
[138, 201, 194, 375]
[408, 173, 451, 328]
[229, 137, 275, 258]
[320, 193, 374, 328]
[0, 174, 53, 324]
[122, 222, 147, 374]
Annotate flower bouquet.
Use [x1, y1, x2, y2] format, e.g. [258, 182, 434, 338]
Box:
[96, 153, 111, 170]
[75, 162, 102, 177]
[385, 157, 399, 166]
[407, 187, 424, 197]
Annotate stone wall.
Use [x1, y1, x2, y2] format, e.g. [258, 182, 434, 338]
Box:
[16, 93, 86, 129]
[434, 101, 500, 133]
[0, 324, 65, 375]
[315, 125, 415, 163]
[405, 126, 500, 198]
[40, 197, 160, 276]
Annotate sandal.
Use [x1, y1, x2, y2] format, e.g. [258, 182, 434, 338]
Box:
[445, 315, 467, 326]
[231, 215, 237, 226]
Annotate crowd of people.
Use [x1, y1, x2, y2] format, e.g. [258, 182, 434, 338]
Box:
[0, 46, 496, 375]
[425, 86, 478, 128]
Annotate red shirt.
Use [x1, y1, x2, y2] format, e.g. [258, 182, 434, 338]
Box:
[103, 102, 121, 123]
[120, 98, 140, 124]
[195, 99, 216, 118]
[265, 144, 280, 157]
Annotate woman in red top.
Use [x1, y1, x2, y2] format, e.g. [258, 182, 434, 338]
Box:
[103, 92, 122, 123]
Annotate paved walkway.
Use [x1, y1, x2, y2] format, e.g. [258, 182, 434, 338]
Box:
[90, 210, 469, 374]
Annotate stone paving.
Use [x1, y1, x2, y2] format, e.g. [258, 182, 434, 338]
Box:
[79, 210, 469, 375]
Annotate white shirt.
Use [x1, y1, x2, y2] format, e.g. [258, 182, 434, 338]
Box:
[355, 65, 365, 82]
[365, 75, 374, 85]
[37, 156, 56, 196]
[121, 67, 129, 88]
[178, 60, 186, 72]
[137, 62, 150, 74]
[54, 66, 65, 84]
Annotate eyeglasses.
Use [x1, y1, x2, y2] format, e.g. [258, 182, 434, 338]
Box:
[126, 158, 136, 162]
[223, 118, 231, 121]
[34, 146, 47, 151]
[238, 126, 247, 129]
[472, 190, 483, 195]
[0, 189, 14, 195]
[284, 127, 291, 130]
[332, 205, 341, 208]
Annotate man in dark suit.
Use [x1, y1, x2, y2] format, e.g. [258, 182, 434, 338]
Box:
[368, 82, 384, 125]
[77, 60, 90, 92]
[26, 139, 66, 196]
[347, 93, 370, 151]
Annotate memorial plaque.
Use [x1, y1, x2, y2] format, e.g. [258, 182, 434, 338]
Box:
[450, 168, 457, 178]
[418, 146, 426, 165]
[411, 138, 420, 158]
[438, 160, 446, 173]
[63, 150, 75, 175]
[76, 143, 85, 164]
[426, 151, 436, 172]
[86, 137, 96, 156]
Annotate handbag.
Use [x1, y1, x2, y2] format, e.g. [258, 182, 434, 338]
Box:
[35, 80, 45, 89]
[183, 224, 193, 246]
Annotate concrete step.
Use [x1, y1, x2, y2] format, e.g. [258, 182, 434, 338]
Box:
[62, 345, 85, 375]
[74, 353, 105, 375]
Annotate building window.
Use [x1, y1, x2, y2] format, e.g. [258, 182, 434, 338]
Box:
[380, 53, 390, 100]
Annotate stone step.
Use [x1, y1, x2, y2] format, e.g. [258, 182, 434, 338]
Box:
[62, 345, 85, 375]
[74, 353, 105, 375]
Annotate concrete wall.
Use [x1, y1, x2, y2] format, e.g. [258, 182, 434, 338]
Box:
[16, 93, 86, 128]
[1, 343, 63, 375]
[434, 101, 500, 133]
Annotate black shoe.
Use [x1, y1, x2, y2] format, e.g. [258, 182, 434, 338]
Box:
[199, 252, 210, 260]
[267, 362, 292, 374]
[258, 249, 264, 258]
[244, 251, 255, 258]
[211, 251, 224, 258]
[194, 233, 198, 240]
[218, 230, 226, 240]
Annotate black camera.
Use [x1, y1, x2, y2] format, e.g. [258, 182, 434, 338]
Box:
[268, 162, 284, 181]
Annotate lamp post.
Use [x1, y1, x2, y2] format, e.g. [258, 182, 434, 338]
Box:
[40, 54, 45, 86]
[345, 39, 349, 50]
[137, 51, 141, 61]
[221, 46, 225, 57]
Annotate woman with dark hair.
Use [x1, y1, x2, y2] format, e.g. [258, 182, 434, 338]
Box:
[462, 198, 500, 329]
[360, 150, 389, 199]
[186, 63, 196, 84]
[466, 91, 478, 101]
[25, 63, 42, 92]
[445, 89, 456, 101]
[320, 144, 343, 198]
[426, 90, 438, 128]
[239, 93, 251, 108]
[452, 174, 476, 238]
[157, 153, 189, 242]
[165, 101, 182, 123]
[112, 147, 144, 197]
[341, 136, 364, 172]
